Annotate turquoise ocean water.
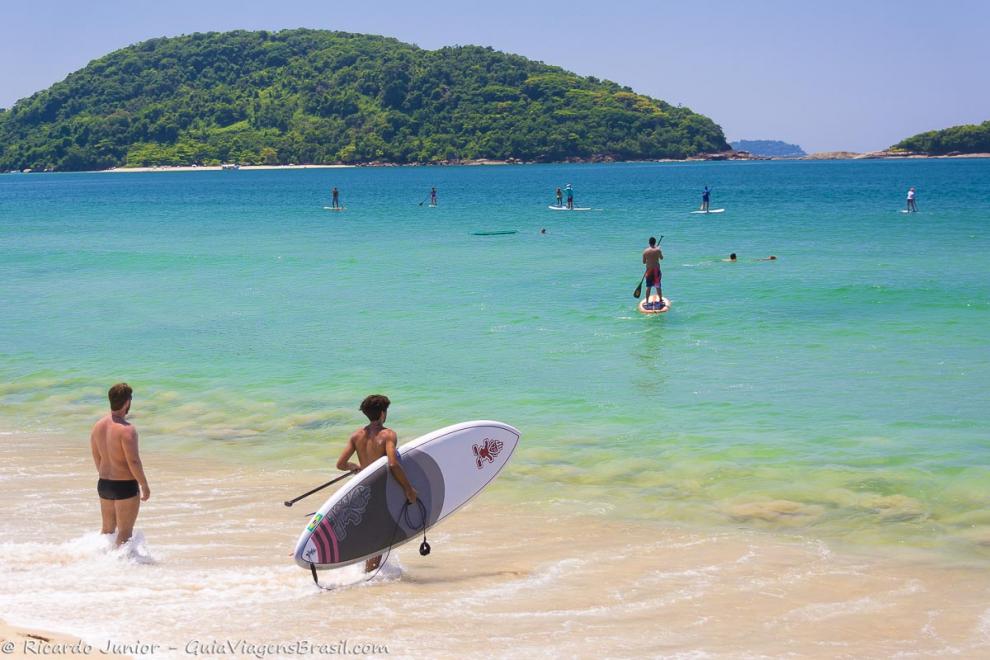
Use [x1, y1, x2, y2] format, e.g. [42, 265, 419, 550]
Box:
[2, 161, 988, 561]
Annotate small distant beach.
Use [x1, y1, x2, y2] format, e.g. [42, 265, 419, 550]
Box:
[102, 164, 354, 174]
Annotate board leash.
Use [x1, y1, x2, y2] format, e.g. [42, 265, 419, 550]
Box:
[309, 499, 430, 591]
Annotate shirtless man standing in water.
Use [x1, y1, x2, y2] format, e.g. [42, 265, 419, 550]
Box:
[336, 394, 418, 572]
[90, 383, 150, 546]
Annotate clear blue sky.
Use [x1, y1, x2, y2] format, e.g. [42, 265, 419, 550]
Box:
[2, 0, 988, 152]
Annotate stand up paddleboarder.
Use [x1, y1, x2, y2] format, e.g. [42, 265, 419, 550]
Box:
[642, 237, 664, 309]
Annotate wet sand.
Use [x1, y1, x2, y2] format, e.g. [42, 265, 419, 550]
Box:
[0, 620, 129, 659]
[1, 432, 988, 658]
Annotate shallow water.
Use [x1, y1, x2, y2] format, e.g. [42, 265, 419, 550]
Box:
[1, 161, 989, 566]
[1, 434, 988, 658]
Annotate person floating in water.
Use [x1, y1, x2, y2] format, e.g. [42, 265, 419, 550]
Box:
[723, 253, 737, 262]
[701, 186, 712, 212]
[565, 184, 574, 210]
[756, 255, 778, 261]
[430, 187, 438, 206]
[906, 187, 918, 213]
[642, 237, 664, 309]
[331, 187, 341, 209]
[540, 228, 547, 235]
[555, 187, 563, 208]
[90, 383, 150, 547]
[335, 394, 418, 573]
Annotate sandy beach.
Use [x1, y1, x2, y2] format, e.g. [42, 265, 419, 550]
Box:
[102, 164, 355, 174]
[0, 619, 130, 659]
[1, 431, 988, 658]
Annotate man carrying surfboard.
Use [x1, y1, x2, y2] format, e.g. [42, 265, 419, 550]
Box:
[642, 237, 664, 309]
[335, 394, 418, 572]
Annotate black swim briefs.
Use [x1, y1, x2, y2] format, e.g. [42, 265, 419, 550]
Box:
[97, 478, 139, 500]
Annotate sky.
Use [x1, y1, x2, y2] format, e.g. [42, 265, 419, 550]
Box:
[1, 0, 988, 153]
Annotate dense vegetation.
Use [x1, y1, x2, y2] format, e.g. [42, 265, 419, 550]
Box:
[730, 139, 805, 157]
[892, 120, 990, 155]
[0, 29, 728, 171]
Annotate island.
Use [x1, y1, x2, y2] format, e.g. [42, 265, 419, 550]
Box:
[729, 140, 805, 158]
[0, 29, 728, 172]
[891, 120, 990, 156]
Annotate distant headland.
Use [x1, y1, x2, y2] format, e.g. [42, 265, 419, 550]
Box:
[730, 140, 806, 158]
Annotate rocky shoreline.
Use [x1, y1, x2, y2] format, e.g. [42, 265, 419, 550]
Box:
[699, 149, 990, 161]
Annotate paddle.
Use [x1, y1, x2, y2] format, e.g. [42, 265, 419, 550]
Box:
[418, 197, 428, 206]
[633, 235, 663, 298]
[283, 472, 354, 507]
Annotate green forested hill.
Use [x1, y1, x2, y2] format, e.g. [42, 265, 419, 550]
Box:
[0, 29, 728, 171]
[893, 121, 990, 155]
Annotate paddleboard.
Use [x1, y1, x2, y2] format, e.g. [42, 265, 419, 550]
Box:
[690, 209, 725, 214]
[323, 206, 346, 211]
[638, 294, 671, 314]
[294, 420, 520, 570]
[899, 210, 918, 214]
[472, 230, 518, 236]
[549, 205, 592, 211]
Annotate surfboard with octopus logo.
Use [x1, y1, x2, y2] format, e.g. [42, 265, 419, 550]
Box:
[294, 420, 520, 570]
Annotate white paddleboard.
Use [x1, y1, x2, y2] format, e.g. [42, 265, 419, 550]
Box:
[549, 205, 591, 211]
[323, 206, 346, 211]
[294, 420, 520, 569]
[638, 294, 671, 314]
[690, 209, 725, 214]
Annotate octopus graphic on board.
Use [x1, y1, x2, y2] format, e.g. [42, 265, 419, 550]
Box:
[473, 438, 504, 469]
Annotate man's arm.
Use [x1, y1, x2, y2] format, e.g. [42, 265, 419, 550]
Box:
[336, 435, 362, 473]
[120, 428, 150, 501]
[90, 428, 102, 472]
[658, 247, 664, 260]
[384, 431, 417, 504]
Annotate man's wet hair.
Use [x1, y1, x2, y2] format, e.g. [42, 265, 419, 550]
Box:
[730, 253, 737, 260]
[649, 237, 657, 246]
[108, 383, 132, 411]
[360, 394, 391, 422]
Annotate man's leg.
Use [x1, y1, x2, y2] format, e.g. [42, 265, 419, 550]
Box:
[99, 497, 116, 535]
[113, 496, 141, 547]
